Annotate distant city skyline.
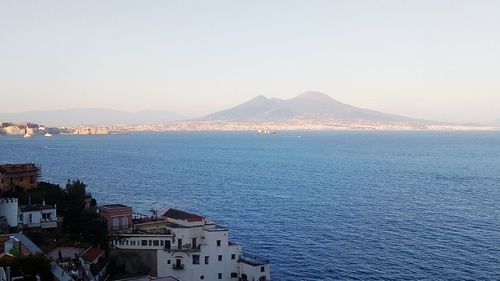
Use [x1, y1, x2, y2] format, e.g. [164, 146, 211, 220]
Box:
[1, 1, 499, 123]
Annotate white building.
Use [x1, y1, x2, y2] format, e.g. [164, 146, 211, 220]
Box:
[19, 201, 57, 229]
[110, 209, 271, 281]
[0, 198, 19, 228]
[80, 246, 108, 281]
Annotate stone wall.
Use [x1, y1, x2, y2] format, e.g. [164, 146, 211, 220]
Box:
[109, 249, 157, 276]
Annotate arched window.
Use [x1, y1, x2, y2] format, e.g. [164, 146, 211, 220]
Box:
[122, 217, 129, 229]
[112, 218, 119, 230]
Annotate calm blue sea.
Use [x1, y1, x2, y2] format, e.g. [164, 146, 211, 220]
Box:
[1, 131, 499, 280]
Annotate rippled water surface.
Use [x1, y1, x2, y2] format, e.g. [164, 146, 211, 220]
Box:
[1, 131, 499, 280]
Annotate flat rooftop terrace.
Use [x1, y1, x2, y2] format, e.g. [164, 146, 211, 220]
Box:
[100, 204, 130, 209]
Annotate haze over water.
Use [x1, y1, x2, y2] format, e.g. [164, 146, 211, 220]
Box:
[1, 131, 499, 280]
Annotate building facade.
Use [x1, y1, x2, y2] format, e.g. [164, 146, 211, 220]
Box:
[2, 125, 24, 135]
[109, 208, 271, 281]
[0, 198, 18, 229]
[0, 163, 40, 191]
[19, 201, 58, 229]
[81, 246, 108, 281]
[98, 204, 133, 232]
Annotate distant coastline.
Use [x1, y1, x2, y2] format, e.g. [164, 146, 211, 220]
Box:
[59, 121, 500, 134]
[2, 120, 498, 137]
[2, 92, 499, 134]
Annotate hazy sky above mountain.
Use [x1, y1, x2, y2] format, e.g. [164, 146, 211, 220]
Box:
[1, 1, 499, 123]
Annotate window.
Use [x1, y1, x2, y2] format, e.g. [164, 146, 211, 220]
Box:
[141, 240, 147, 246]
[261, 266, 265, 272]
[112, 218, 119, 230]
[125, 240, 129, 245]
[160, 240, 164, 246]
[167, 260, 171, 264]
[259, 277, 266, 281]
[200, 276, 204, 280]
[19, 177, 23, 182]
[122, 217, 129, 229]
[205, 256, 209, 264]
[192, 255, 200, 265]
[153, 240, 159, 246]
[231, 272, 238, 278]
[30, 176, 34, 184]
[29, 214, 32, 223]
[149, 240, 152, 246]
[218, 273, 222, 279]
[216, 240, 221, 247]
[231, 254, 236, 260]
[218, 255, 222, 261]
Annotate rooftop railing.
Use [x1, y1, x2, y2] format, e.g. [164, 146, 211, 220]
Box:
[203, 224, 228, 232]
[239, 253, 269, 266]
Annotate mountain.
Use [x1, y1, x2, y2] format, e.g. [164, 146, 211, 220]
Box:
[202, 91, 426, 124]
[0, 108, 186, 126]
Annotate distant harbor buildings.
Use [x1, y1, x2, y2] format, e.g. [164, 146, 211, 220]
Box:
[0, 121, 62, 136]
[72, 126, 109, 135]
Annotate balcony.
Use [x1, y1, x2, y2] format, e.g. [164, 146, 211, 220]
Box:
[172, 264, 184, 270]
[165, 244, 200, 253]
[239, 253, 269, 266]
[41, 220, 57, 229]
[203, 225, 228, 232]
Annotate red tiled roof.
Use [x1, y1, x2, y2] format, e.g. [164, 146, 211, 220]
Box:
[0, 163, 39, 174]
[0, 252, 14, 259]
[163, 208, 203, 222]
[81, 246, 104, 264]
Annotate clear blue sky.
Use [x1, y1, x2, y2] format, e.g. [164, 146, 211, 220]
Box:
[1, 0, 499, 122]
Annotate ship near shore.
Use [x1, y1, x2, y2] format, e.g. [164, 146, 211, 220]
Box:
[257, 129, 276, 134]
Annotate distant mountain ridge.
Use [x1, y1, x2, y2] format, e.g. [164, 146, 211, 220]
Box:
[202, 91, 428, 124]
[0, 108, 185, 126]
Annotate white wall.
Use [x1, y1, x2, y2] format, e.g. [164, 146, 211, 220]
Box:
[0, 198, 18, 227]
[157, 226, 243, 281]
[241, 263, 270, 281]
[20, 208, 57, 228]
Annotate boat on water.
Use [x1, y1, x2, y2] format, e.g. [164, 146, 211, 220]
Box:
[44, 133, 52, 137]
[23, 133, 33, 138]
[257, 129, 277, 134]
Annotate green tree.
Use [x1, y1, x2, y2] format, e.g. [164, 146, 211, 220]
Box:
[0, 254, 52, 281]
